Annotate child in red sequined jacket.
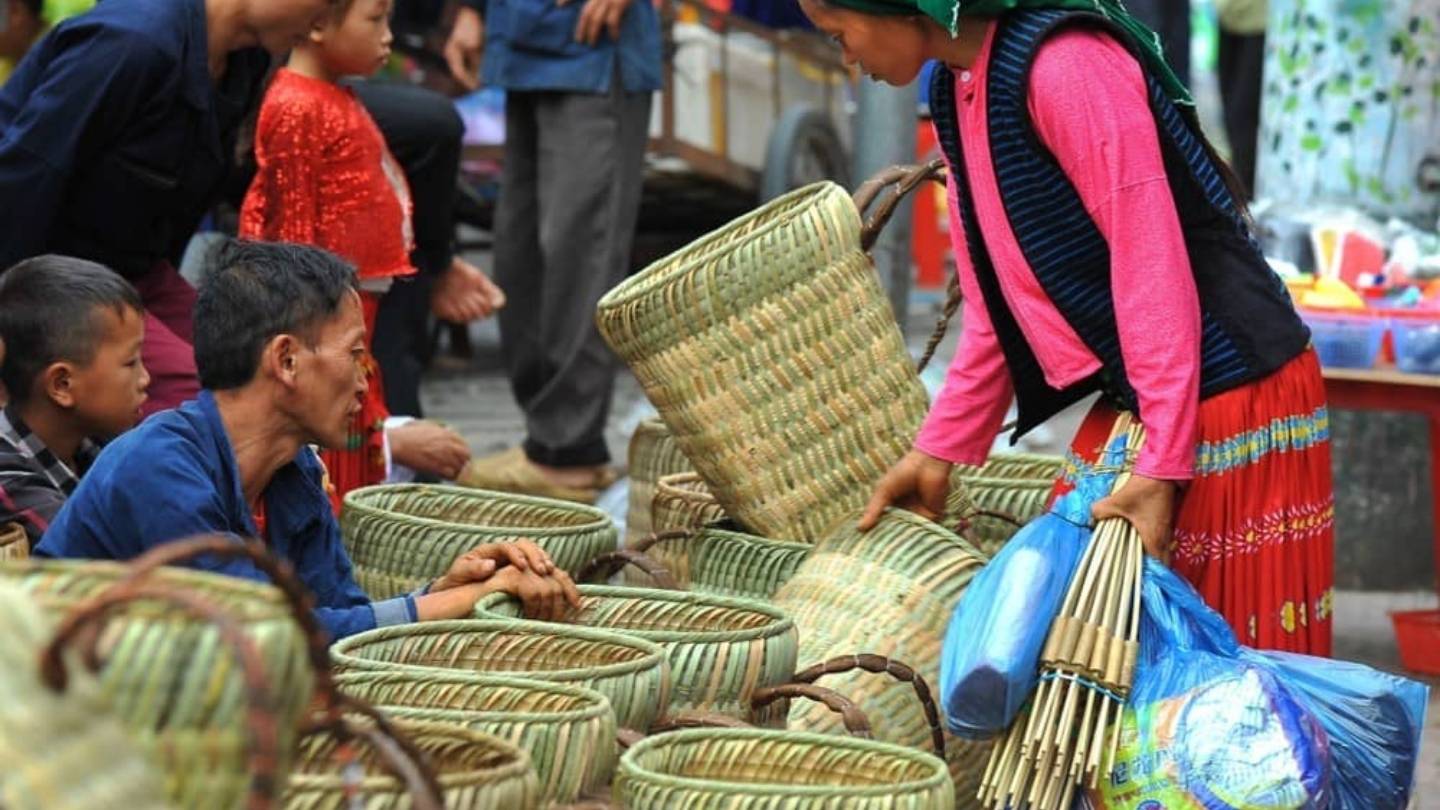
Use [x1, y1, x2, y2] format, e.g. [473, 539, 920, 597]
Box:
[241, 0, 444, 510]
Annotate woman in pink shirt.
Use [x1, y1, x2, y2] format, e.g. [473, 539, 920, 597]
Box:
[801, 0, 1334, 655]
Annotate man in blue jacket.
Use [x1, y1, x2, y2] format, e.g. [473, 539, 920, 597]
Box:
[444, 0, 661, 503]
[37, 240, 580, 640]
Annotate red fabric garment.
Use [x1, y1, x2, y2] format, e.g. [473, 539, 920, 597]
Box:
[914, 23, 1201, 480]
[240, 68, 418, 283]
[1055, 350, 1335, 656]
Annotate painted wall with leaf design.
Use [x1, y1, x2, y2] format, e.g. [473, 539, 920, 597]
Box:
[1258, 0, 1440, 223]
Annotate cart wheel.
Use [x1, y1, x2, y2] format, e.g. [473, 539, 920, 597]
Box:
[761, 105, 850, 202]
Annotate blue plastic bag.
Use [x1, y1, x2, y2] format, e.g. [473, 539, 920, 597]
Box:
[1089, 560, 1332, 809]
[1243, 650, 1429, 810]
[939, 435, 1128, 740]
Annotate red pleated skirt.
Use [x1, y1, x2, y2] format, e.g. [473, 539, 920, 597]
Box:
[318, 291, 389, 515]
[1057, 349, 1335, 655]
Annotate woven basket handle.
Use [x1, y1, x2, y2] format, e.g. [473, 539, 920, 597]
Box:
[116, 534, 338, 707]
[575, 549, 680, 591]
[792, 653, 945, 757]
[628, 529, 694, 555]
[853, 159, 947, 252]
[749, 683, 873, 739]
[647, 712, 753, 734]
[38, 582, 283, 810]
[956, 507, 1025, 539]
[299, 695, 445, 810]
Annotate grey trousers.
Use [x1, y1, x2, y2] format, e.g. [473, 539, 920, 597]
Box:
[493, 81, 651, 467]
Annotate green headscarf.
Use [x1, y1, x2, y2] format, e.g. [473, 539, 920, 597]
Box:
[824, 0, 1193, 105]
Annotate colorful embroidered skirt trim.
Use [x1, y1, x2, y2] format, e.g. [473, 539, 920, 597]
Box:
[1058, 348, 1335, 655]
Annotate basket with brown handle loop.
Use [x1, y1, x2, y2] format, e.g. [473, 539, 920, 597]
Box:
[120, 535, 500, 810]
[613, 680, 953, 810]
[0, 536, 328, 808]
[478, 561, 797, 726]
[648, 472, 727, 538]
[595, 164, 946, 543]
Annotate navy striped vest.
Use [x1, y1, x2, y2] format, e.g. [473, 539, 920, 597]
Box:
[930, 10, 1310, 441]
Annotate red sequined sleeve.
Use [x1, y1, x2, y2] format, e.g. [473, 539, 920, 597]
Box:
[240, 95, 322, 244]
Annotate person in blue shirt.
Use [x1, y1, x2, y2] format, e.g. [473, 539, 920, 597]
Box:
[442, 0, 662, 503]
[0, 0, 334, 417]
[36, 239, 581, 640]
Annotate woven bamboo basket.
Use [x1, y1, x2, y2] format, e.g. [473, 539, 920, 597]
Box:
[0, 582, 178, 810]
[595, 174, 939, 543]
[614, 728, 955, 809]
[473, 584, 797, 725]
[618, 524, 811, 600]
[331, 619, 670, 732]
[625, 418, 692, 551]
[0, 542, 321, 809]
[335, 671, 617, 804]
[0, 522, 28, 561]
[773, 509, 991, 806]
[650, 473, 727, 535]
[340, 485, 618, 598]
[285, 717, 541, 810]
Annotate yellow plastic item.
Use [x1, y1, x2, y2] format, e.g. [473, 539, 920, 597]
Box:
[1300, 276, 1366, 309]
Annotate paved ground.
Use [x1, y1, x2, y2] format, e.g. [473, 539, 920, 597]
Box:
[422, 283, 1439, 807]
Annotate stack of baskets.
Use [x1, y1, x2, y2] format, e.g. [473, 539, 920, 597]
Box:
[625, 418, 693, 548]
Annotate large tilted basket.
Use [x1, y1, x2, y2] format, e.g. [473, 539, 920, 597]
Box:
[0, 522, 29, 561]
[473, 584, 797, 725]
[335, 670, 617, 804]
[596, 180, 931, 543]
[340, 485, 618, 598]
[625, 418, 693, 549]
[625, 524, 812, 600]
[284, 717, 542, 810]
[773, 510, 991, 805]
[0, 582, 170, 810]
[0, 554, 316, 809]
[614, 728, 955, 810]
[330, 619, 669, 732]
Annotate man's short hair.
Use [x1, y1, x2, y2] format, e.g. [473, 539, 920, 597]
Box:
[195, 239, 359, 391]
[0, 255, 143, 402]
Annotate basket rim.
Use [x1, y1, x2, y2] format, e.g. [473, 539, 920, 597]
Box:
[288, 718, 534, 791]
[653, 472, 715, 504]
[0, 558, 292, 621]
[330, 619, 668, 683]
[618, 727, 951, 797]
[342, 484, 614, 538]
[596, 181, 857, 313]
[472, 584, 794, 643]
[0, 523, 25, 546]
[333, 671, 615, 723]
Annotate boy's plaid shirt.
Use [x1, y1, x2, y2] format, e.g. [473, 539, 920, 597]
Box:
[0, 405, 98, 544]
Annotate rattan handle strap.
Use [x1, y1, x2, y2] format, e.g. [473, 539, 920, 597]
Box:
[299, 694, 445, 810]
[647, 712, 753, 734]
[117, 534, 338, 707]
[575, 548, 680, 590]
[854, 159, 947, 252]
[38, 582, 283, 810]
[792, 653, 946, 758]
[749, 683, 873, 739]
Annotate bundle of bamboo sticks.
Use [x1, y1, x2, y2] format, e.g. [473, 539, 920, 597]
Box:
[979, 417, 1146, 810]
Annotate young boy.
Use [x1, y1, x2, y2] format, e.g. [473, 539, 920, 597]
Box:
[0, 256, 149, 545]
[240, 0, 493, 505]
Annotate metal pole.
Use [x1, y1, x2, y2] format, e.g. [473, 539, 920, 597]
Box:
[853, 77, 920, 333]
